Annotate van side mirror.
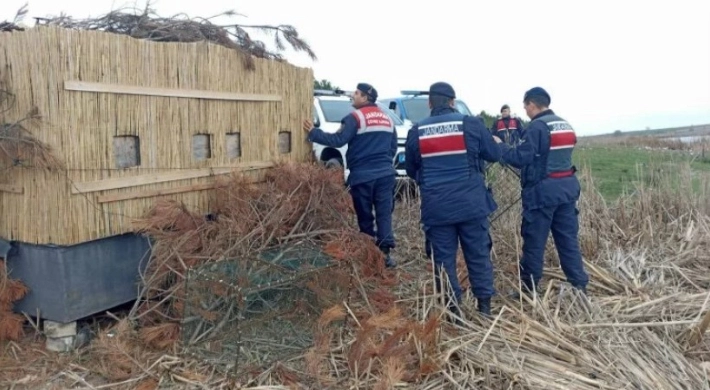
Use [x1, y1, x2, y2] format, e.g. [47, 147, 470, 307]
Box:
[312, 106, 321, 128]
[388, 101, 396, 110]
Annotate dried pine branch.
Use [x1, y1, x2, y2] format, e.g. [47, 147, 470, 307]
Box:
[0, 107, 64, 170]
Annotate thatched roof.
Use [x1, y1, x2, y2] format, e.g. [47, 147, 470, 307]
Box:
[1, 4, 317, 70]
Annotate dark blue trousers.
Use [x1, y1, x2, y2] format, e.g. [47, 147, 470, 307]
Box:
[426, 217, 495, 303]
[350, 175, 396, 252]
[520, 201, 589, 291]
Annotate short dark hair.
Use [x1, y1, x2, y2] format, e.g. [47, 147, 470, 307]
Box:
[524, 94, 550, 109]
[355, 89, 376, 103]
[429, 95, 452, 109]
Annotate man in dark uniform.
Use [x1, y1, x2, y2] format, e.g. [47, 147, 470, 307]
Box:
[491, 104, 523, 145]
[303, 83, 398, 268]
[494, 87, 589, 296]
[405, 82, 501, 316]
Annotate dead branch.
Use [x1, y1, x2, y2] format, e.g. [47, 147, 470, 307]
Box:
[32, 3, 316, 70]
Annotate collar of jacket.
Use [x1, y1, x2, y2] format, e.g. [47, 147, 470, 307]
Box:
[358, 103, 378, 109]
[430, 106, 458, 116]
[532, 109, 555, 120]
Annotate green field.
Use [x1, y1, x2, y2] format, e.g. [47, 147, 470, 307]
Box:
[574, 144, 710, 200]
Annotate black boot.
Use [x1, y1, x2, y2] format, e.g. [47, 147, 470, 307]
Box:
[381, 248, 397, 268]
[384, 253, 397, 268]
[478, 297, 492, 317]
[446, 302, 463, 325]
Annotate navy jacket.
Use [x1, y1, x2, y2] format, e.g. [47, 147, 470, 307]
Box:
[308, 103, 398, 186]
[498, 109, 581, 210]
[491, 116, 523, 144]
[491, 116, 523, 130]
[405, 107, 501, 226]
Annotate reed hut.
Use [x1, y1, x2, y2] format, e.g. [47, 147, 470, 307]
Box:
[0, 18, 314, 326]
[0, 25, 314, 246]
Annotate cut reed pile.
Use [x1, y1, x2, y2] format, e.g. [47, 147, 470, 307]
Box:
[419, 167, 710, 390]
[238, 164, 710, 389]
[2, 162, 710, 389]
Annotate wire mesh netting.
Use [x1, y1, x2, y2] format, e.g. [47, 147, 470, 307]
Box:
[485, 163, 522, 223]
[181, 242, 352, 375]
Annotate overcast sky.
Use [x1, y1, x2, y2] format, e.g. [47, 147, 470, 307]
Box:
[2, 0, 709, 136]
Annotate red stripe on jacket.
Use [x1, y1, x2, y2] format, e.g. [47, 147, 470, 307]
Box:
[420, 134, 466, 156]
[550, 130, 576, 149]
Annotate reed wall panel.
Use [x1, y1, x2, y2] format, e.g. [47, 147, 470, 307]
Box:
[0, 26, 313, 245]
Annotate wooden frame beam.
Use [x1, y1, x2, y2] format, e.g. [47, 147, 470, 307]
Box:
[0, 184, 23, 194]
[96, 178, 264, 203]
[72, 161, 273, 194]
[64, 80, 281, 102]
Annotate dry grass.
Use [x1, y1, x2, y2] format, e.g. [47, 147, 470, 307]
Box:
[581, 133, 710, 155]
[2, 161, 710, 389]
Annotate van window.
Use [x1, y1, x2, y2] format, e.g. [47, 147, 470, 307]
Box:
[401, 98, 473, 122]
[318, 100, 404, 125]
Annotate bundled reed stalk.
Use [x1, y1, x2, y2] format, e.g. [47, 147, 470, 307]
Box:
[0, 58, 39, 326]
[1, 6, 63, 170]
[0, 77, 65, 335]
[0, 62, 63, 169]
[0, 105, 65, 170]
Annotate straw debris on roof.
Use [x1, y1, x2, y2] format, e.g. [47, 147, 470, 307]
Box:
[0, 4, 26, 32]
[29, 3, 317, 70]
